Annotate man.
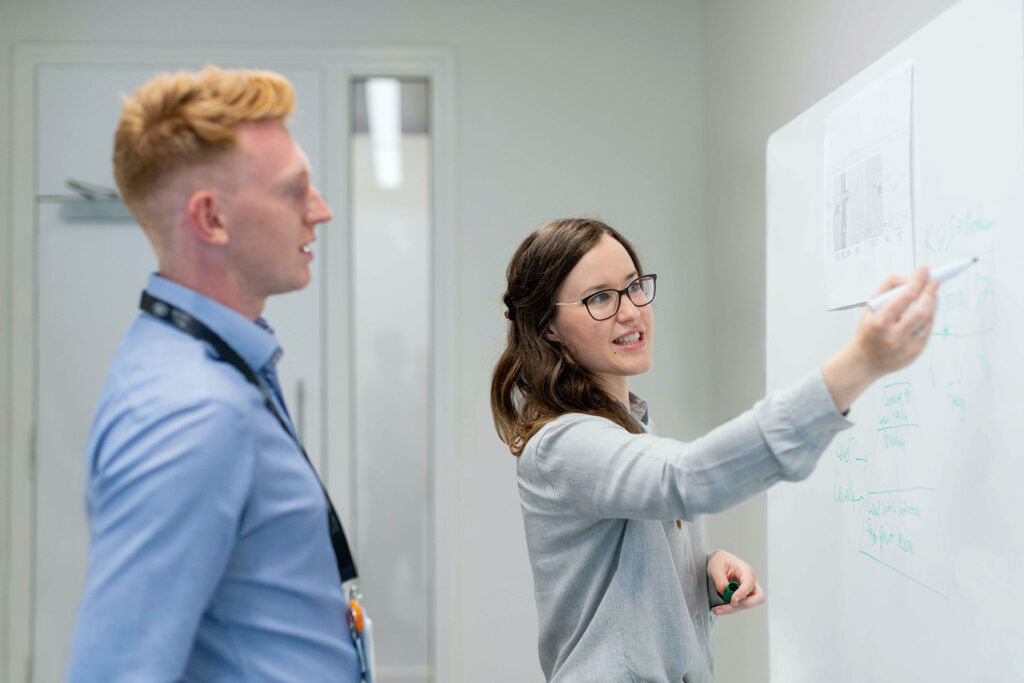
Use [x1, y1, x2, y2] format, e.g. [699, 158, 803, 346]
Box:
[68, 66, 362, 681]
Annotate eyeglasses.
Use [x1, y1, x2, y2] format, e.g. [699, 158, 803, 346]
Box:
[554, 274, 657, 321]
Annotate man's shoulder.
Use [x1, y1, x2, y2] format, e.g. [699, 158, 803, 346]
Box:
[87, 317, 265, 480]
[101, 315, 262, 418]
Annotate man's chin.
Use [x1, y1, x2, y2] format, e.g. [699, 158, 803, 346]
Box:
[289, 270, 313, 291]
[267, 277, 311, 297]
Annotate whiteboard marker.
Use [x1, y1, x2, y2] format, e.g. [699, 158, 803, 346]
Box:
[867, 256, 979, 311]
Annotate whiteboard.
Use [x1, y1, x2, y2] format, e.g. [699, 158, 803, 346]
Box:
[765, 0, 1024, 680]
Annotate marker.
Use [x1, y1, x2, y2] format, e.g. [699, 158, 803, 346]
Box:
[867, 257, 979, 311]
[721, 581, 739, 604]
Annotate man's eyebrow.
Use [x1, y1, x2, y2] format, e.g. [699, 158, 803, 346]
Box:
[277, 167, 310, 187]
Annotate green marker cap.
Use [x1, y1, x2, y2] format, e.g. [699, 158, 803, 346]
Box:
[721, 581, 739, 604]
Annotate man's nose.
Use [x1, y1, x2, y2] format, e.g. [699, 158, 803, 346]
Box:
[308, 186, 333, 224]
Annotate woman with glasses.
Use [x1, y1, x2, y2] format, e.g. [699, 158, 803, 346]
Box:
[490, 218, 938, 682]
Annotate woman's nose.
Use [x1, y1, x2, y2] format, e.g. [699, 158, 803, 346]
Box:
[615, 293, 641, 321]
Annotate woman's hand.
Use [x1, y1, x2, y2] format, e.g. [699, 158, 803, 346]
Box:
[822, 266, 941, 413]
[707, 550, 765, 616]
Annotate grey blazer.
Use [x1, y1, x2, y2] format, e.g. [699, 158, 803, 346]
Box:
[517, 370, 851, 682]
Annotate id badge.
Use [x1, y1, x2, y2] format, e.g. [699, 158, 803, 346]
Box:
[358, 613, 376, 682]
[349, 597, 376, 682]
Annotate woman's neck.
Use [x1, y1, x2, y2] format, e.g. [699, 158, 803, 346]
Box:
[600, 375, 630, 409]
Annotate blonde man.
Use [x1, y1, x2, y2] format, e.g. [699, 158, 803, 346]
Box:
[68, 67, 361, 681]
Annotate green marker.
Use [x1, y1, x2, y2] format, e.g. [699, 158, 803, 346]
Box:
[721, 581, 739, 604]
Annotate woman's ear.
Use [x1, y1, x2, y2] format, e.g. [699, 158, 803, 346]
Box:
[544, 324, 561, 343]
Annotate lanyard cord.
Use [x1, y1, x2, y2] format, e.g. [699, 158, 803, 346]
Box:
[139, 291, 358, 583]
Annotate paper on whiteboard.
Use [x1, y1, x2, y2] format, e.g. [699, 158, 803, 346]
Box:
[824, 61, 914, 310]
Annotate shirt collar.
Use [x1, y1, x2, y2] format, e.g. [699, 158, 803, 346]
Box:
[145, 274, 283, 373]
[627, 392, 649, 426]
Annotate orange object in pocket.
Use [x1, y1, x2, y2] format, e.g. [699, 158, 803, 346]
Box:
[349, 600, 364, 633]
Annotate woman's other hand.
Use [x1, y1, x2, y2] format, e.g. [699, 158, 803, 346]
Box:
[707, 550, 765, 616]
[822, 266, 940, 413]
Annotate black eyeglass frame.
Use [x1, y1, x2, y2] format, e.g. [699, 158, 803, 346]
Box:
[554, 273, 658, 321]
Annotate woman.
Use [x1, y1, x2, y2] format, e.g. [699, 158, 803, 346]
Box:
[490, 218, 938, 682]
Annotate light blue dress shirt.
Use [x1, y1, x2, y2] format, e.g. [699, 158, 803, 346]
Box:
[68, 274, 359, 682]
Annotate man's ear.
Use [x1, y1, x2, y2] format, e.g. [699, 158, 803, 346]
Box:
[185, 190, 229, 246]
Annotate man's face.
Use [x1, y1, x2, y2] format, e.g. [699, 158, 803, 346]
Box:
[219, 120, 332, 301]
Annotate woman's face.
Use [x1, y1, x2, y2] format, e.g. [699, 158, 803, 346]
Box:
[546, 234, 654, 399]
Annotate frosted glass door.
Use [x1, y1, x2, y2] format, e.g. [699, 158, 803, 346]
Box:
[350, 78, 433, 683]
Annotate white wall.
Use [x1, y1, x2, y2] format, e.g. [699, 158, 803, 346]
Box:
[0, 1, 708, 681]
[0, 2, 11, 676]
[702, 1, 960, 681]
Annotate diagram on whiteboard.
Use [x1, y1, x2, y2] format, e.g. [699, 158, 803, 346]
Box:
[829, 137, 910, 250]
[824, 61, 915, 310]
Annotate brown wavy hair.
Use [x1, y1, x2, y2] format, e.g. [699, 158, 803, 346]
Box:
[490, 218, 647, 456]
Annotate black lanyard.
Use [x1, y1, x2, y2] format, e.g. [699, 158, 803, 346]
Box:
[140, 291, 358, 583]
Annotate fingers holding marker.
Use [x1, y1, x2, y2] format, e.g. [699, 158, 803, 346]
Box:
[729, 565, 757, 602]
[712, 581, 740, 616]
[867, 257, 979, 314]
[869, 272, 910, 300]
[895, 277, 940, 341]
[737, 580, 766, 609]
[879, 266, 928, 322]
[858, 258, 978, 376]
[707, 550, 765, 615]
[714, 579, 766, 615]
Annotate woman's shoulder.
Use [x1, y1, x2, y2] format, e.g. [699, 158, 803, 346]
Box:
[522, 411, 636, 461]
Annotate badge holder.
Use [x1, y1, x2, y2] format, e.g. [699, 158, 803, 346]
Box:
[347, 582, 376, 682]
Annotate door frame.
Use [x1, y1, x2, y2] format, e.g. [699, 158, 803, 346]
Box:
[4, 42, 457, 683]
